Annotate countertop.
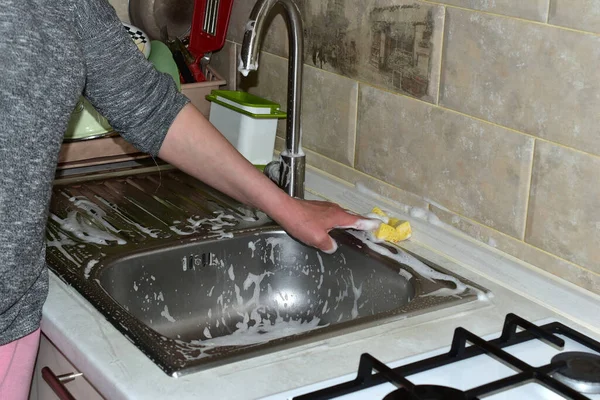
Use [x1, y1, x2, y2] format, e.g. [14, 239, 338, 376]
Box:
[41, 167, 600, 400]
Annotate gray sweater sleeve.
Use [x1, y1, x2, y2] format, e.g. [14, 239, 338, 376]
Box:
[75, 0, 189, 156]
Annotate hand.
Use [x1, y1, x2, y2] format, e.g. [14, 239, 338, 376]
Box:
[271, 198, 381, 254]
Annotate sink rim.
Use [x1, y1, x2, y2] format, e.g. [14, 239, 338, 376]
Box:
[45, 169, 489, 377]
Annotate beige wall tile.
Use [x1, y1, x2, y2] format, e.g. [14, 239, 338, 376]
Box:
[356, 84, 534, 238]
[210, 41, 237, 90]
[108, 0, 130, 23]
[526, 142, 600, 273]
[549, 0, 600, 33]
[431, 205, 600, 295]
[299, 66, 358, 166]
[435, 0, 549, 22]
[243, 53, 359, 166]
[440, 9, 600, 156]
[227, 1, 255, 43]
[299, 143, 429, 209]
[276, 136, 428, 210]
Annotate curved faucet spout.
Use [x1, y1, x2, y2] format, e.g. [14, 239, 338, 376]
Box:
[239, 0, 305, 198]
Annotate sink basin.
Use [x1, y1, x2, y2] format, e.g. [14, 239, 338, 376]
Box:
[46, 169, 488, 376]
[99, 230, 414, 344]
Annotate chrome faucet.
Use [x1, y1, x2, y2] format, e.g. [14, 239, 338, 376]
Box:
[238, 0, 305, 199]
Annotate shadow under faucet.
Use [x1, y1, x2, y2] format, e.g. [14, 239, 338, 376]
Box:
[238, 0, 305, 199]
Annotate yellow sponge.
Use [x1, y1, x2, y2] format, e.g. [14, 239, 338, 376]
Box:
[388, 217, 401, 227]
[394, 220, 412, 240]
[371, 207, 387, 217]
[371, 207, 412, 243]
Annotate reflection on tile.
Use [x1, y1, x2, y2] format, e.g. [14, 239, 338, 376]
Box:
[441, 8, 600, 156]
[296, 0, 445, 103]
[435, 0, 548, 22]
[549, 0, 600, 34]
[210, 41, 237, 90]
[356, 84, 534, 238]
[431, 205, 600, 296]
[526, 142, 600, 273]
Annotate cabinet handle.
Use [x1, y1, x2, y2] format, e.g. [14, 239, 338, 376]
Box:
[41, 367, 82, 400]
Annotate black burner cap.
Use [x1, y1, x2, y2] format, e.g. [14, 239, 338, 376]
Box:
[384, 385, 467, 400]
[552, 351, 600, 394]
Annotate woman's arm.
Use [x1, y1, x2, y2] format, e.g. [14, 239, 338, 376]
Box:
[76, 0, 376, 252]
[159, 104, 375, 253]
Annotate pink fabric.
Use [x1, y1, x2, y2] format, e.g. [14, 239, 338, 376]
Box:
[0, 329, 40, 400]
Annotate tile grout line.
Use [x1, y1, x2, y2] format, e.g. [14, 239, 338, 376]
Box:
[522, 139, 537, 241]
[420, 0, 600, 37]
[351, 83, 359, 168]
[546, 0, 552, 24]
[435, 5, 447, 106]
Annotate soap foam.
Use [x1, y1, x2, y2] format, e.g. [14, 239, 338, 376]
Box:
[348, 230, 470, 297]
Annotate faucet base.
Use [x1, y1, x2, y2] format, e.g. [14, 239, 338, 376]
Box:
[279, 153, 305, 198]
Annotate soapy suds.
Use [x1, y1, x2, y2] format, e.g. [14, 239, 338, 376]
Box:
[354, 183, 458, 230]
[161, 305, 176, 322]
[46, 230, 79, 266]
[83, 259, 99, 279]
[170, 212, 236, 239]
[265, 237, 288, 265]
[248, 241, 257, 257]
[228, 265, 235, 281]
[348, 231, 470, 297]
[196, 316, 324, 347]
[50, 212, 125, 245]
[349, 271, 363, 319]
[316, 253, 325, 290]
[203, 327, 212, 339]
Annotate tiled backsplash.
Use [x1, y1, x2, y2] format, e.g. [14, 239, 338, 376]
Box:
[106, 0, 599, 295]
[215, 0, 600, 296]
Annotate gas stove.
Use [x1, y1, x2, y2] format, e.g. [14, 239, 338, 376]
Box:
[263, 314, 600, 400]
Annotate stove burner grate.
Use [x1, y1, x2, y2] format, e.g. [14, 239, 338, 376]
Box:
[552, 352, 600, 394]
[294, 313, 600, 400]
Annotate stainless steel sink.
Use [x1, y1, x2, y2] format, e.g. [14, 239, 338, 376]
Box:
[46, 168, 488, 376]
[98, 229, 415, 343]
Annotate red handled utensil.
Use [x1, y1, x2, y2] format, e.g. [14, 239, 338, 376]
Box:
[188, 0, 234, 77]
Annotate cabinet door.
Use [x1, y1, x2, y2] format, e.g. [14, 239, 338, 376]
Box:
[29, 334, 104, 400]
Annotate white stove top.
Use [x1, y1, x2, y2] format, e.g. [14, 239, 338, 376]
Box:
[262, 318, 600, 400]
